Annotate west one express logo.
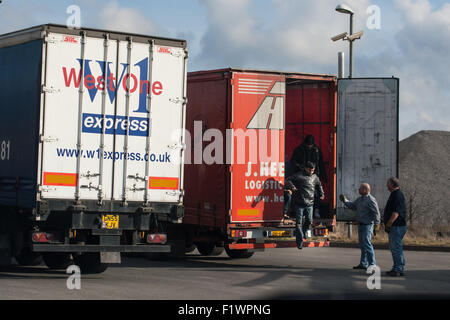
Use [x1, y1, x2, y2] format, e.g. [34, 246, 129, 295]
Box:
[62, 58, 163, 137]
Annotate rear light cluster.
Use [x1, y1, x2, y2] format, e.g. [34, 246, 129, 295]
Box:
[231, 230, 247, 238]
[32, 232, 55, 243]
[147, 233, 167, 244]
[314, 228, 329, 236]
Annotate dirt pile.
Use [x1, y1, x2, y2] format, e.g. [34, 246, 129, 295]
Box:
[399, 130, 450, 226]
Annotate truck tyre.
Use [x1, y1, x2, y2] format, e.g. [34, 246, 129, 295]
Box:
[15, 248, 43, 266]
[73, 253, 108, 274]
[225, 246, 254, 259]
[43, 253, 73, 270]
[195, 242, 224, 256]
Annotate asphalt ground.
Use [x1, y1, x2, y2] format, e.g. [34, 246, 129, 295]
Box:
[1, 246, 449, 301]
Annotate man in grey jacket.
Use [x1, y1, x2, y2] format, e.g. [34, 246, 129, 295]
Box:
[340, 183, 381, 270]
[285, 161, 324, 250]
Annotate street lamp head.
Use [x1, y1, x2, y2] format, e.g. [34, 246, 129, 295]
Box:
[336, 4, 354, 15]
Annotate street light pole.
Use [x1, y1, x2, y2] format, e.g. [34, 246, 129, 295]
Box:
[333, 4, 363, 79]
[349, 12, 353, 78]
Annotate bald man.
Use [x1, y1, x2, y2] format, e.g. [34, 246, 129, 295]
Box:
[339, 184, 381, 270]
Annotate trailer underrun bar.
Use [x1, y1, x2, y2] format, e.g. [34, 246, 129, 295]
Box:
[31, 244, 171, 253]
[228, 240, 330, 250]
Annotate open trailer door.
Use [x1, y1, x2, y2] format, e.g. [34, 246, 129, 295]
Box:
[336, 78, 399, 221]
[230, 72, 286, 224]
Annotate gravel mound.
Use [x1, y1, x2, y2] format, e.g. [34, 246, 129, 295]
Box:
[399, 130, 450, 225]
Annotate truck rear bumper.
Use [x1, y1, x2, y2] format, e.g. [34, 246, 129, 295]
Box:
[31, 244, 171, 253]
[228, 240, 330, 250]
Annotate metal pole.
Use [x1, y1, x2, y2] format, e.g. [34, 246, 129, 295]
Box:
[348, 223, 352, 238]
[349, 13, 354, 78]
[338, 52, 345, 78]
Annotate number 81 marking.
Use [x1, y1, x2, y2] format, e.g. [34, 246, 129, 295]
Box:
[1, 140, 10, 161]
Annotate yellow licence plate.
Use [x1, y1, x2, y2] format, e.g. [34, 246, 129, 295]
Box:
[102, 215, 119, 229]
[269, 230, 292, 238]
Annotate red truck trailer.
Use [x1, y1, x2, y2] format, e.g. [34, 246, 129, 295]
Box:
[179, 68, 399, 258]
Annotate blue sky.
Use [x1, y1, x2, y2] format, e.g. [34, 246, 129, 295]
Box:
[0, 0, 449, 139]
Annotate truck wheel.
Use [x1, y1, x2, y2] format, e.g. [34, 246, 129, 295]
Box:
[225, 246, 254, 259]
[15, 248, 43, 266]
[43, 253, 73, 270]
[73, 253, 108, 274]
[195, 242, 224, 256]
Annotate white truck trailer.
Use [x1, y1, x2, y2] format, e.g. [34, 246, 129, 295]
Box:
[0, 24, 187, 273]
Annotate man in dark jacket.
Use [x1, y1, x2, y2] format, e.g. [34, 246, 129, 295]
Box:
[290, 135, 327, 219]
[384, 177, 407, 277]
[290, 135, 327, 182]
[285, 161, 325, 250]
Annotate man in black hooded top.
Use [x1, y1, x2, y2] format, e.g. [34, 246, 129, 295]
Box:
[288, 135, 327, 219]
[290, 135, 327, 182]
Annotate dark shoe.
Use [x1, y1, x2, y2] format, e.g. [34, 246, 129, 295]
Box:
[353, 265, 367, 270]
[386, 270, 404, 277]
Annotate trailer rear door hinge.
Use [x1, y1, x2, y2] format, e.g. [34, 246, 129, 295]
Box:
[81, 171, 100, 179]
[80, 183, 101, 191]
[171, 50, 186, 58]
[166, 190, 184, 197]
[169, 97, 187, 105]
[44, 35, 58, 44]
[127, 174, 148, 182]
[127, 185, 146, 192]
[40, 135, 59, 143]
[42, 85, 60, 94]
[39, 186, 57, 193]
[167, 143, 186, 150]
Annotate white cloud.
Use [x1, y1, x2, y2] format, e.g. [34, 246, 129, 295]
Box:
[196, 0, 373, 72]
[0, 1, 55, 34]
[419, 111, 433, 123]
[390, 0, 450, 138]
[99, 1, 159, 35]
[394, 0, 431, 23]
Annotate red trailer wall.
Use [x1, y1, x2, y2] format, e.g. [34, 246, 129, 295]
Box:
[183, 71, 231, 228]
[229, 72, 286, 224]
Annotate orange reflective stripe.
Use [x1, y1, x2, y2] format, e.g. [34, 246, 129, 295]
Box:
[43, 172, 77, 187]
[237, 209, 259, 217]
[149, 177, 179, 190]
